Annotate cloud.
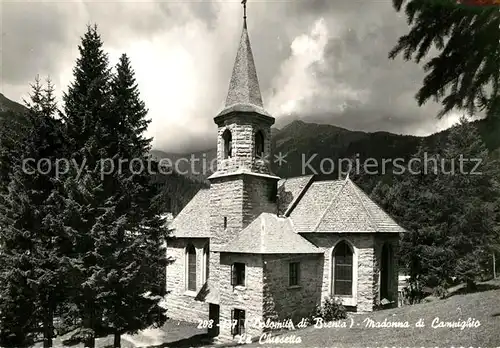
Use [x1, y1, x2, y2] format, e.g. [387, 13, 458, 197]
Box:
[1, 0, 462, 153]
[266, 18, 370, 120]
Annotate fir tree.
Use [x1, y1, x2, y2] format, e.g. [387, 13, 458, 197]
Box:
[95, 53, 168, 348]
[60, 28, 169, 348]
[60, 24, 113, 348]
[372, 119, 500, 299]
[372, 143, 452, 300]
[390, 0, 500, 120]
[438, 118, 500, 289]
[0, 77, 66, 347]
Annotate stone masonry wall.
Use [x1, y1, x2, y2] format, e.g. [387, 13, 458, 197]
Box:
[215, 115, 274, 175]
[303, 233, 377, 312]
[218, 253, 264, 342]
[209, 174, 278, 249]
[262, 254, 323, 324]
[165, 238, 209, 322]
[242, 175, 278, 226]
[209, 177, 245, 248]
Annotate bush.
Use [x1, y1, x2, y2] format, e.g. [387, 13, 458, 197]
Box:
[309, 297, 347, 323]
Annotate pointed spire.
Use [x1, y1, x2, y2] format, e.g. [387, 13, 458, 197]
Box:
[224, 1, 264, 109]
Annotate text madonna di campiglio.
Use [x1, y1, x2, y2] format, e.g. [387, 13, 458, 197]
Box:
[198, 316, 481, 345]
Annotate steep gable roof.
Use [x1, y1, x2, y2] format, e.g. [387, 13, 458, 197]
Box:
[219, 213, 322, 254]
[288, 180, 345, 233]
[169, 188, 210, 238]
[289, 177, 405, 233]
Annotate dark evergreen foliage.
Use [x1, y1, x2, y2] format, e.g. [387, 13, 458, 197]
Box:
[390, 0, 500, 120]
[0, 77, 67, 347]
[372, 118, 500, 299]
[58, 27, 168, 348]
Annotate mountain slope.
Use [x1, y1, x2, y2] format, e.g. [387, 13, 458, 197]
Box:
[151, 117, 499, 195]
[0, 93, 28, 131]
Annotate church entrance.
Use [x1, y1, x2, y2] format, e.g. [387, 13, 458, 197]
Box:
[208, 304, 220, 337]
[380, 243, 392, 301]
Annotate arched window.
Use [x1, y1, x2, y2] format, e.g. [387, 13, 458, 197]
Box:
[333, 241, 353, 296]
[254, 130, 264, 159]
[380, 243, 393, 300]
[222, 129, 232, 159]
[186, 244, 197, 291]
[202, 243, 209, 283]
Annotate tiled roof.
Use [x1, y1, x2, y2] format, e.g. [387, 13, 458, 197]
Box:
[218, 19, 267, 117]
[277, 175, 314, 216]
[289, 178, 405, 233]
[218, 213, 322, 254]
[169, 188, 211, 238]
[288, 180, 345, 233]
[346, 180, 406, 233]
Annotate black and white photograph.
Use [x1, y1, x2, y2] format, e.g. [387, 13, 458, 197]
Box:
[0, 0, 499, 347]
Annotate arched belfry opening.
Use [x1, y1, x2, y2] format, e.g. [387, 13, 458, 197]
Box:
[222, 129, 232, 159]
[254, 130, 264, 159]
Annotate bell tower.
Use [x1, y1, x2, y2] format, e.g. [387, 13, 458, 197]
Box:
[209, 2, 280, 250]
[213, 15, 275, 176]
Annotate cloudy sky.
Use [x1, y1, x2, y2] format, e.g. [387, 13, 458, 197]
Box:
[1, 0, 462, 153]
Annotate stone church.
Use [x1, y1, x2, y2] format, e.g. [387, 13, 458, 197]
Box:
[165, 6, 405, 342]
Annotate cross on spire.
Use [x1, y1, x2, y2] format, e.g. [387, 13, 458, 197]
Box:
[242, 0, 247, 25]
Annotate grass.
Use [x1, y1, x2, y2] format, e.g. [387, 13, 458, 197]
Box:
[33, 281, 500, 347]
[242, 283, 500, 348]
[32, 319, 207, 348]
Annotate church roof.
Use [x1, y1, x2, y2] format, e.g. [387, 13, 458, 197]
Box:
[217, 213, 322, 254]
[289, 178, 405, 233]
[277, 175, 314, 216]
[217, 18, 270, 118]
[169, 176, 405, 240]
[169, 188, 211, 238]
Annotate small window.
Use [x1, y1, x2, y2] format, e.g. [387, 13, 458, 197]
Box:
[333, 241, 353, 296]
[222, 129, 232, 159]
[289, 262, 300, 286]
[231, 308, 245, 336]
[224, 217, 227, 229]
[231, 262, 245, 287]
[186, 244, 197, 291]
[254, 130, 264, 158]
[202, 244, 209, 283]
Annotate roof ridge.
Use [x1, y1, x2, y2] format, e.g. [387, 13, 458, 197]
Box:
[260, 214, 266, 252]
[284, 175, 315, 217]
[347, 179, 377, 231]
[312, 178, 349, 232]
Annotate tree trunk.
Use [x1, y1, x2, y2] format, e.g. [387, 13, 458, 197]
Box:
[466, 279, 476, 292]
[114, 332, 121, 348]
[42, 306, 53, 348]
[493, 252, 496, 279]
[83, 299, 95, 348]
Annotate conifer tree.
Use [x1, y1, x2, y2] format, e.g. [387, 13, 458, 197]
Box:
[390, 0, 500, 120]
[438, 118, 500, 289]
[95, 53, 168, 348]
[372, 144, 452, 300]
[60, 28, 169, 348]
[372, 119, 500, 298]
[60, 24, 113, 348]
[0, 77, 66, 347]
